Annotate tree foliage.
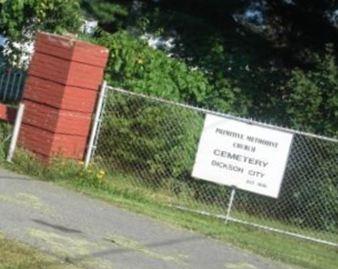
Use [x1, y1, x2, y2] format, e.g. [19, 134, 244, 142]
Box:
[0, 0, 82, 66]
[81, 0, 128, 31]
[94, 31, 236, 111]
[85, 0, 337, 137]
[285, 47, 338, 137]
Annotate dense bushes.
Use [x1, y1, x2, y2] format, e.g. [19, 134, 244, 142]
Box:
[95, 31, 237, 110]
[96, 93, 203, 184]
[285, 48, 338, 137]
[93, 30, 231, 187]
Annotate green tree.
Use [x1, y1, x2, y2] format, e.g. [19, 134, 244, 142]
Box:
[81, 0, 129, 32]
[285, 47, 338, 137]
[0, 0, 82, 66]
[95, 31, 225, 107]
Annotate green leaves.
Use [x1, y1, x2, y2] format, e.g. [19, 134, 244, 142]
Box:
[96, 31, 216, 107]
[285, 49, 338, 137]
[97, 93, 204, 183]
[0, 0, 82, 66]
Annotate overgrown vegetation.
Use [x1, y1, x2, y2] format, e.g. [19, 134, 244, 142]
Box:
[95, 31, 218, 106]
[96, 93, 204, 182]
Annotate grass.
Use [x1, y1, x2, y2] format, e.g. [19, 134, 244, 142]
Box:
[0, 233, 82, 269]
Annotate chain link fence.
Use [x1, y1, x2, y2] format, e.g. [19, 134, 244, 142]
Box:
[89, 85, 338, 247]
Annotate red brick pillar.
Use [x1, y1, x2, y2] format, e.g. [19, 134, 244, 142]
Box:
[19, 32, 109, 161]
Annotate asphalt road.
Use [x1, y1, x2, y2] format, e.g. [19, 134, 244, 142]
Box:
[0, 168, 295, 269]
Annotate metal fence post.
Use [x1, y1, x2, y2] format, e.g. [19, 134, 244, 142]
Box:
[6, 103, 25, 162]
[84, 81, 107, 168]
[225, 187, 236, 224]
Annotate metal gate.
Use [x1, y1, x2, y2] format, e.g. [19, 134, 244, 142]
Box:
[86, 83, 338, 247]
[0, 66, 26, 102]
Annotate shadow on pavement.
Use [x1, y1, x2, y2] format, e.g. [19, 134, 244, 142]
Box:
[32, 219, 83, 234]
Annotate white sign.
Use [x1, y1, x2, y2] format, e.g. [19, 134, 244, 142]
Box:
[192, 114, 293, 198]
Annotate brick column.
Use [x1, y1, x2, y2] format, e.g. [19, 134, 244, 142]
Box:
[19, 32, 109, 161]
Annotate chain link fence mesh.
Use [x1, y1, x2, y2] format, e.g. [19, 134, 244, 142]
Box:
[90, 85, 338, 247]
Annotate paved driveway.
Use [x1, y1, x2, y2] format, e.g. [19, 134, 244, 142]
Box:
[0, 168, 295, 269]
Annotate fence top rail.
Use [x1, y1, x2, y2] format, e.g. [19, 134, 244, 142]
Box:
[106, 85, 338, 143]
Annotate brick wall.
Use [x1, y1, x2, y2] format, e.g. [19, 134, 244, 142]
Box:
[19, 32, 109, 161]
[0, 104, 16, 123]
